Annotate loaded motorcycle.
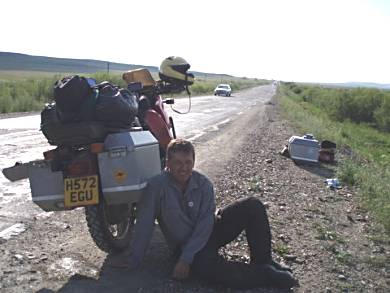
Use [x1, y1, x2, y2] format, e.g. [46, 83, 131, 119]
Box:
[2, 56, 194, 253]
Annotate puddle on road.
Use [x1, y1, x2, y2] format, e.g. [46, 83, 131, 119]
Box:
[216, 118, 230, 126]
[186, 118, 231, 141]
[34, 211, 54, 220]
[0, 223, 26, 240]
[0, 181, 31, 205]
[187, 131, 206, 142]
[0, 115, 40, 129]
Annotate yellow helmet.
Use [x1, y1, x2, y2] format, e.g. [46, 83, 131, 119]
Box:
[159, 56, 194, 85]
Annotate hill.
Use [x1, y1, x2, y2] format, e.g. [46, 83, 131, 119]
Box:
[316, 82, 390, 90]
[0, 52, 232, 79]
[341, 82, 390, 89]
[0, 52, 157, 74]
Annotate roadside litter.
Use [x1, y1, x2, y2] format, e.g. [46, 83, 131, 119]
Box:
[325, 178, 342, 189]
[280, 134, 336, 164]
[319, 140, 336, 163]
[288, 134, 320, 163]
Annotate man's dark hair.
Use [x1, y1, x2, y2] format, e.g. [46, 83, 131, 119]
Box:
[167, 139, 195, 160]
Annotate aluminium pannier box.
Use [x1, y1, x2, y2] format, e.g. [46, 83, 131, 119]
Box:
[3, 160, 67, 211]
[288, 134, 320, 163]
[98, 131, 161, 205]
[28, 160, 65, 211]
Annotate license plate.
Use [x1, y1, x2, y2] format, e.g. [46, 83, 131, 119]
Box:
[64, 175, 99, 208]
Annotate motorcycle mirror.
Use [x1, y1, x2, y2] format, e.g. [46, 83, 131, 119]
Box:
[163, 99, 175, 105]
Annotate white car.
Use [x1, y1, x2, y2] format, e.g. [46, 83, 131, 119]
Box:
[214, 84, 232, 96]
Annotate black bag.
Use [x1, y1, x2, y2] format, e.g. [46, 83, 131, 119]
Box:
[95, 82, 138, 128]
[40, 103, 60, 131]
[40, 103, 107, 146]
[54, 75, 93, 123]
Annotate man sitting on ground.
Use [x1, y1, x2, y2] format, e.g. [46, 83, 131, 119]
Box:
[109, 138, 298, 290]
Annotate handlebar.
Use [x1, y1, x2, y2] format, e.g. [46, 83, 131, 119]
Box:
[126, 81, 192, 114]
[127, 81, 187, 97]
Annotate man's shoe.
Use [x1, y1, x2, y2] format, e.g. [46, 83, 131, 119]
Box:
[261, 264, 299, 289]
[271, 260, 293, 272]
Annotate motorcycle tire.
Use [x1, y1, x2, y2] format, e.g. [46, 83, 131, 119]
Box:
[85, 200, 135, 253]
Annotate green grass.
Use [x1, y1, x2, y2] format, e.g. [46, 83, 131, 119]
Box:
[274, 242, 290, 257]
[0, 70, 63, 81]
[315, 226, 338, 241]
[337, 159, 359, 186]
[247, 176, 264, 192]
[335, 251, 354, 266]
[0, 70, 269, 113]
[335, 281, 357, 292]
[278, 84, 390, 234]
[362, 255, 388, 268]
[368, 231, 390, 245]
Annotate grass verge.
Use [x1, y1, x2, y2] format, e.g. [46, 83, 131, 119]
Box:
[0, 71, 269, 113]
[277, 84, 390, 234]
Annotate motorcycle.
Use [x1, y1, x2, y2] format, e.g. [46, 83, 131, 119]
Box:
[2, 65, 192, 253]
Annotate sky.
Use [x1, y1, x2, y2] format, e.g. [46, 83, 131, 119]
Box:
[1, 0, 390, 84]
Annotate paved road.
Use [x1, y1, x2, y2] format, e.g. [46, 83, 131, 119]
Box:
[0, 84, 275, 239]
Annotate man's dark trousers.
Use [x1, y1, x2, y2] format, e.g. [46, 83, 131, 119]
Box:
[191, 196, 273, 289]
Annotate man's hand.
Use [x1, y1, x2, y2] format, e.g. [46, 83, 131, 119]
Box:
[172, 260, 190, 280]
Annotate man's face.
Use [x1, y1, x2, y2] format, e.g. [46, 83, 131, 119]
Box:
[166, 151, 195, 186]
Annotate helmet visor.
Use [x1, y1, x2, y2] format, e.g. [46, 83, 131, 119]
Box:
[171, 64, 190, 74]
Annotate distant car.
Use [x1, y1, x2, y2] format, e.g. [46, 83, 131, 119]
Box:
[214, 84, 232, 96]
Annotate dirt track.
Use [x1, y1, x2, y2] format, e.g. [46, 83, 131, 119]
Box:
[0, 89, 389, 292]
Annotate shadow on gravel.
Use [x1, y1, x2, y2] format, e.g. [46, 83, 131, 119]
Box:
[34, 255, 289, 293]
[35, 228, 206, 293]
[294, 162, 336, 179]
[32, 229, 290, 293]
[35, 261, 281, 293]
[37, 262, 204, 293]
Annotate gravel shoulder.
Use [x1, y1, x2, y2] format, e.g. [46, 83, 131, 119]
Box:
[0, 92, 389, 292]
[212, 98, 389, 292]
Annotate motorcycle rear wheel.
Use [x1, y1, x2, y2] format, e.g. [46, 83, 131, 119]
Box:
[85, 200, 135, 253]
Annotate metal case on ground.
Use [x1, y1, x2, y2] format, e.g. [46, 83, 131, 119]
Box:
[288, 134, 320, 163]
[98, 131, 161, 205]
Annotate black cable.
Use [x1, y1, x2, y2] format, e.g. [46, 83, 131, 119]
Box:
[170, 93, 191, 114]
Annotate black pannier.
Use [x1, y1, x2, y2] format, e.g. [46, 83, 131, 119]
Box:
[40, 103, 108, 146]
[41, 78, 138, 147]
[94, 82, 138, 128]
[54, 75, 94, 123]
